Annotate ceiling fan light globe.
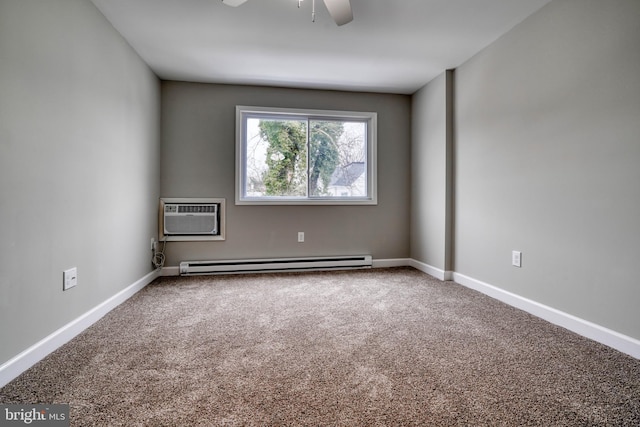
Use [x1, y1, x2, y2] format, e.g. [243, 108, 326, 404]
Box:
[323, 0, 353, 26]
[221, 0, 248, 7]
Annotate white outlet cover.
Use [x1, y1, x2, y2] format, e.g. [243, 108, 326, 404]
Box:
[512, 251, 522, 268]
[63, 267, 77, 290]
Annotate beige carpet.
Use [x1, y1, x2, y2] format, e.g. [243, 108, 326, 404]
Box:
[1, 267, 639, 426]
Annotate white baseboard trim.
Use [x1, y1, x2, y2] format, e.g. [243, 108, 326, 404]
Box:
[409, 259, 453, 281]
[0, 269, 160, 388]
[161, 266, 180, 276]
[372, 258, 412, 268]
[452, 272, 640, 360]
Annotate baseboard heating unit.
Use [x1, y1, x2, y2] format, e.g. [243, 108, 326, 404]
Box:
[179, 255, 372, 275]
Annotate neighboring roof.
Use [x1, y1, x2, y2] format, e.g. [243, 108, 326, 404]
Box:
[329, 162, 365, 187]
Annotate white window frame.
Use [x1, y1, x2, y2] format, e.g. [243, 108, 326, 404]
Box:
[235, 105, 377, 205]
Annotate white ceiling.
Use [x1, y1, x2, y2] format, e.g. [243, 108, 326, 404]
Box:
[90, 0, 552, 94]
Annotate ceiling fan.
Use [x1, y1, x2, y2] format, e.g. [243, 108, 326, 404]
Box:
[221, 0, 353, 26]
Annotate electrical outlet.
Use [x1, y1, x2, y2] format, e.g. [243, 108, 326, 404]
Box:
[63, 267, 77, 291]
[298, 232, 304, 243]
[512, 251, 522, 268]
[151, 238, 156, 251]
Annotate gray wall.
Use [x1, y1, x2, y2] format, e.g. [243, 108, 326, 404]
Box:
[161, 82, 411, 265]
[410, 71, 453, 273]
[0, 0, 160, 365]
[449, 0, 640, 339]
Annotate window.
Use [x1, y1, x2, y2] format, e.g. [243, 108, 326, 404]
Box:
[236, 106, 377, 205]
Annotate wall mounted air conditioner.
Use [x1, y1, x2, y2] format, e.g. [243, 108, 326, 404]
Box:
[159, 198, 225, 241]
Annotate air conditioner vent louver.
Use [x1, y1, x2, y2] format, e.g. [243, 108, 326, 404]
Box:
[177, 205, 216, 213]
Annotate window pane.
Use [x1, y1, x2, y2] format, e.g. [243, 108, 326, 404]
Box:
[311, 120, 367, 198]
[245, 117, 307, 197]
[237, 106, 376, 205]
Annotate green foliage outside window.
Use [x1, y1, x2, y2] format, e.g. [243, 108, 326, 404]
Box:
[309, 121, 342, 196]
[258, 120, 343, 197]
[260, 120, 308, 196]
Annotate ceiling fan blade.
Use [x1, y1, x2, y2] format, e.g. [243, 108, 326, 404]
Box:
[221, 0, 248, 7]
[322, 0, 353, 26]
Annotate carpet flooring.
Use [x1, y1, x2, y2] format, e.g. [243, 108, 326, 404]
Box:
[1, 267, 639, 426]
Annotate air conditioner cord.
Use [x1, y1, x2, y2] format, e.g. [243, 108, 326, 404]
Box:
[152, 239, 166, 269]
